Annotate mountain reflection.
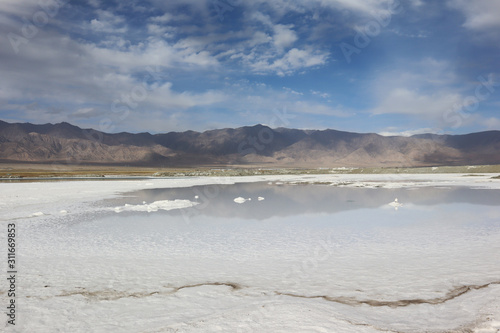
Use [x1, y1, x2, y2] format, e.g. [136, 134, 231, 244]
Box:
[104, 182, 500, 220]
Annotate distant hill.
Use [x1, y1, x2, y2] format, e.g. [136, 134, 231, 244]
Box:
[1, 120, 500, 167]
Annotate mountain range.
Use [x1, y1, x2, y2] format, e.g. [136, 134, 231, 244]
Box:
[1, 120, 500, 167]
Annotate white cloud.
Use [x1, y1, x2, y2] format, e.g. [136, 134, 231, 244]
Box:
[83, 36, 221, 71]
[371, 88, 462, 117]
[283, 87, 303, 95]
[248, 31, 272, 47]
[272, 24, 298, 50]
[448, 0, 500, 31]
[0, 25, 227, 131]
[5, 0, 496, 135]
[368, 65, 500, 131]
[90, 19, 126, 33]
[144, 83, 227, 110]
[478, 116, 500, 130]
[389, 28, 428, 38]
[368, 58, 468, 123]
[248, 10, 274, 26]
[150, 13, 174, 23]
[149, 12, 190, 23]
[311, 90, 331, 99]
[88, 0, 100, 8]
[317, 0, 399, 16]
[248, 0, 398, 19]
[288, 100, 349, 117]
[208, 81, 350, 122]
[96, 10, 125, 24]
[211, 21, 329, 76]
[147, 24, 168, 36]
[89, 10, 127, 33]
[0, 0, 39, 17]
[409, 0, 424, 8]
[378, 128, 439, 137]
[183, 50, 220, 66]
[288, 48, 326, 66]
[251, 48, 329, 76]
[70, 107, 103, 119]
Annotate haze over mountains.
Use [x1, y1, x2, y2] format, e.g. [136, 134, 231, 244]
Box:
[1, 120, 499, 167]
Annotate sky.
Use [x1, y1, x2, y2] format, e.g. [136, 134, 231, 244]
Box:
[0, 0, 499, 135]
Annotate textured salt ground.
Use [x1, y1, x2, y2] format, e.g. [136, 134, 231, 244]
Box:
[1, 174, 500, 332]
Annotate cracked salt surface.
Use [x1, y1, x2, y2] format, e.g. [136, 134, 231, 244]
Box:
[1, 174, 500, 332]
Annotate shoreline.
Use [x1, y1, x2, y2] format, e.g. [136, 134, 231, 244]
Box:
[1, 163, 500, 180]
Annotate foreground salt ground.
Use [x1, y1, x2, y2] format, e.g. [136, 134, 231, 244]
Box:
[1, 174, 500, 333]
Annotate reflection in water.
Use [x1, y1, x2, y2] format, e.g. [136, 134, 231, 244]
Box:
[104, 182, 500, 220]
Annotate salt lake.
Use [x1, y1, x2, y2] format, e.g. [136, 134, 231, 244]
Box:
[2, 175, 500, 332]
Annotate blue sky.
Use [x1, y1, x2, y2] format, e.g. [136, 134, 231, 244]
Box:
[0, 0, 499, 135]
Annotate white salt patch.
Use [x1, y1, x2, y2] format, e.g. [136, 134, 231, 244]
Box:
[31, 212, 44, 217]
[113, 200, 198, 213]
[474, 320, 500, 333]
[233, 197, 248, 204]
[59, 210, 67, 215]
[258, 197, 265, 201]
[195, 195, 199, 199]
[388, 198, 403, 210]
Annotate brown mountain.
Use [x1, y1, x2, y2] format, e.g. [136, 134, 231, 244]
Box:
[1, 120, 499, 167]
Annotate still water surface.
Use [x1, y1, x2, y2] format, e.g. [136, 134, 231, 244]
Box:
[19, 182, 500, 332]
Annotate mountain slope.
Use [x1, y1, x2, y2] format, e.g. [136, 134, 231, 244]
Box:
[1, 120, 499, 167]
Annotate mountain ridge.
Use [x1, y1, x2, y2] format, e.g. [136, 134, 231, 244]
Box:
[1, 120, 499, 167]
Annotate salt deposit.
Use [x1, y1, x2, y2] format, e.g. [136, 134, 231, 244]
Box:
[233, 197, 248, 204]
[113, 200, 199, 213]
[1, 173, 500, 332]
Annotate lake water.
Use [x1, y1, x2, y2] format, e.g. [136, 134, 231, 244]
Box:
[14, 181, 500, 332]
